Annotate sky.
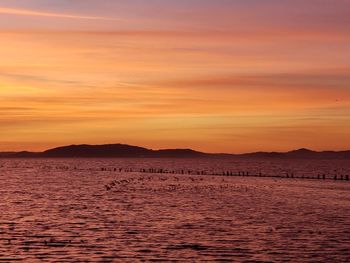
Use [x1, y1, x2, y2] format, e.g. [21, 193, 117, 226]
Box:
[0, 0, 350, 153]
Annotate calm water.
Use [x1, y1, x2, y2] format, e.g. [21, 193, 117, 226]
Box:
[0, 158, 349, 262]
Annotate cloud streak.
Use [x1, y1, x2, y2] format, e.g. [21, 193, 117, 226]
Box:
[0, 6, 120, 21]
[0, 1, 350, 152]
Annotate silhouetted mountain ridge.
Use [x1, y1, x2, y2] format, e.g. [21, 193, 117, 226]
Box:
[43, 144, 151, 157]
[0, 144, 350, 158]
[41, 144, 207, 158]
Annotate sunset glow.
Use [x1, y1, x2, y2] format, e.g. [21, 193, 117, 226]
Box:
[1, 0, 350, 152]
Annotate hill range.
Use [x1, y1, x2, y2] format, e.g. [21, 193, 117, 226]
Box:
[0, 144, 350, 159]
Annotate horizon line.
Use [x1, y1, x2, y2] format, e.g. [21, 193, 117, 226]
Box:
[1, 143, 349, 155]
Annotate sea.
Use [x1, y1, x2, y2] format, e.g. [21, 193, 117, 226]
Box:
[0, 158, 349, 262]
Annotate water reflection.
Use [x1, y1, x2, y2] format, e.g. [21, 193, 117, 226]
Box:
[0, 158, 349, 262]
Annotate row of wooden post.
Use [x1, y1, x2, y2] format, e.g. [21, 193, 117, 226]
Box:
[98, 167, 350, 181]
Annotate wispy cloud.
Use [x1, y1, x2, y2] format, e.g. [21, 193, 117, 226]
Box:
[1, 1, 349, 152]
[0, 6, 120, 21]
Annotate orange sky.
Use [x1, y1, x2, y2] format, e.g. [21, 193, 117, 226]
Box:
[0, 1, 350, 153]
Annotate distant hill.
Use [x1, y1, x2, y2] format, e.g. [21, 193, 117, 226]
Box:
[240, 148, 350, 159]
[154, 149, 207, 158]
[0, 144, 349, 159]
[42, 144, 151, 158]
[41, 144, 212, 158]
